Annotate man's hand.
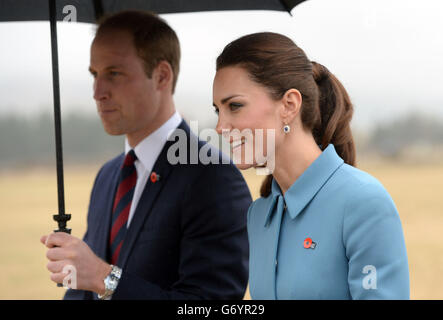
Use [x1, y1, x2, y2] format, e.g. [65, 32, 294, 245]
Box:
[40, 232, 112, 295]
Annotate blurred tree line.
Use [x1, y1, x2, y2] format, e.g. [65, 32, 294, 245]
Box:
[0, 112, 123, 169]
[0, 111, 442, 169]
[361, 112, 443, 162]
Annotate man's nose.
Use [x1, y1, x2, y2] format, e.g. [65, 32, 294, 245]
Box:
[93, 78, 110, 101]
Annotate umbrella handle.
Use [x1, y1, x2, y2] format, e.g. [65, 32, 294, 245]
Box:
[53, 215, 71, 288]
[53, 214, 72, 234]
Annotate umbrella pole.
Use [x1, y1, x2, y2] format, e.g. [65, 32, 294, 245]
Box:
[49, 0, 71, 236]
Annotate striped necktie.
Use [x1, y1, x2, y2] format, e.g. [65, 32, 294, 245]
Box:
[108, 149, 137, 265]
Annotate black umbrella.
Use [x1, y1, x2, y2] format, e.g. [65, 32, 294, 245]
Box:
[0, 0, 305, 234]
[0, 1, 303, 22]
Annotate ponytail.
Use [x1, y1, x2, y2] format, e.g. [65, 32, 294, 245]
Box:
[311, 61, 355, 167]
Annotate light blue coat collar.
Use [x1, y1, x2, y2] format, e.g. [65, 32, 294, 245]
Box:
[264, 144, 344, 226]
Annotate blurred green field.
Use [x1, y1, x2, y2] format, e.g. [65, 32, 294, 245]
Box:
[0, 162, 442, 300]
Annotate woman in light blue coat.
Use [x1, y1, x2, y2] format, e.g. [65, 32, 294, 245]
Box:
[212, 32, 409, 299]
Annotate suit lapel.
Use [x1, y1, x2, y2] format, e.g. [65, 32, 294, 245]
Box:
[95, 155, 123, 260]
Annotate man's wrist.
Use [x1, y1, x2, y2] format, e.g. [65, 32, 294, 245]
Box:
[96, 263, 112, 296]
[97, 265, 122, 300]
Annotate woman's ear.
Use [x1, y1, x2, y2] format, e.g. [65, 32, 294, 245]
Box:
[154, 60, 173, 92]
[280, 88, 302, 124]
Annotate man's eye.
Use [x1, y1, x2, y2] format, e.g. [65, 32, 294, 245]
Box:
[213, 107, 219, 115]
[110, 71, 120, 76]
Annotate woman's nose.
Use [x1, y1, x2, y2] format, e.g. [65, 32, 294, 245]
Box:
[215, 112, 232, 136]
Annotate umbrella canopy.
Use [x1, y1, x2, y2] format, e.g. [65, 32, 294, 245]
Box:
[0, 0, 302, 22]
[0, 0, 305, 233]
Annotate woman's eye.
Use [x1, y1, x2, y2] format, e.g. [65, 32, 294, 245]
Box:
[229, 103, 243, 111]
[213, 107, 219, 115]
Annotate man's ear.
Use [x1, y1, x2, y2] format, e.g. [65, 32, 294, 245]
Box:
[280, 88, 302, 124]
[154, 60, 173, 91]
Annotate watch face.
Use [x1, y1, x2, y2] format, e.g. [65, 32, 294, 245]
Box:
[99, 266, 122, 299]
[108, 278, 118, 290]
[105, 266, 122, 291]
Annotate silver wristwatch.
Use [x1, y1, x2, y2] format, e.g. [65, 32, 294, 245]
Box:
[98, 265, 122, 300]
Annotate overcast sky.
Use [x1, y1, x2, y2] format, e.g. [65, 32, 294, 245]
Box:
[0, 0, 442, 132]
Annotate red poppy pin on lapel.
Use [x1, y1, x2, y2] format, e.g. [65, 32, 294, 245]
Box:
[150, 172, 160, 183]
[303, 237, 317, 249]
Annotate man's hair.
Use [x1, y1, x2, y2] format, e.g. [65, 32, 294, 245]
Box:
[95, 10, 180, 93]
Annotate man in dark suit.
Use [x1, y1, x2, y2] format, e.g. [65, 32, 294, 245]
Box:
[40, 11, 251, 300]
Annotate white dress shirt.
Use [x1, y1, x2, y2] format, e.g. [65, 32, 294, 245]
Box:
[124, 110, 182, 226]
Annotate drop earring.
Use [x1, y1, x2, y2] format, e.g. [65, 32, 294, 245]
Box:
[283, 124, 291, 134]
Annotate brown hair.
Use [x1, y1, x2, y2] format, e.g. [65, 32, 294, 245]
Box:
[95, 10, 180, 93]
[216, 32, 355, 197]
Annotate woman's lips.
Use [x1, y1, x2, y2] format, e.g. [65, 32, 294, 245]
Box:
[231, 139, 245, 151]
